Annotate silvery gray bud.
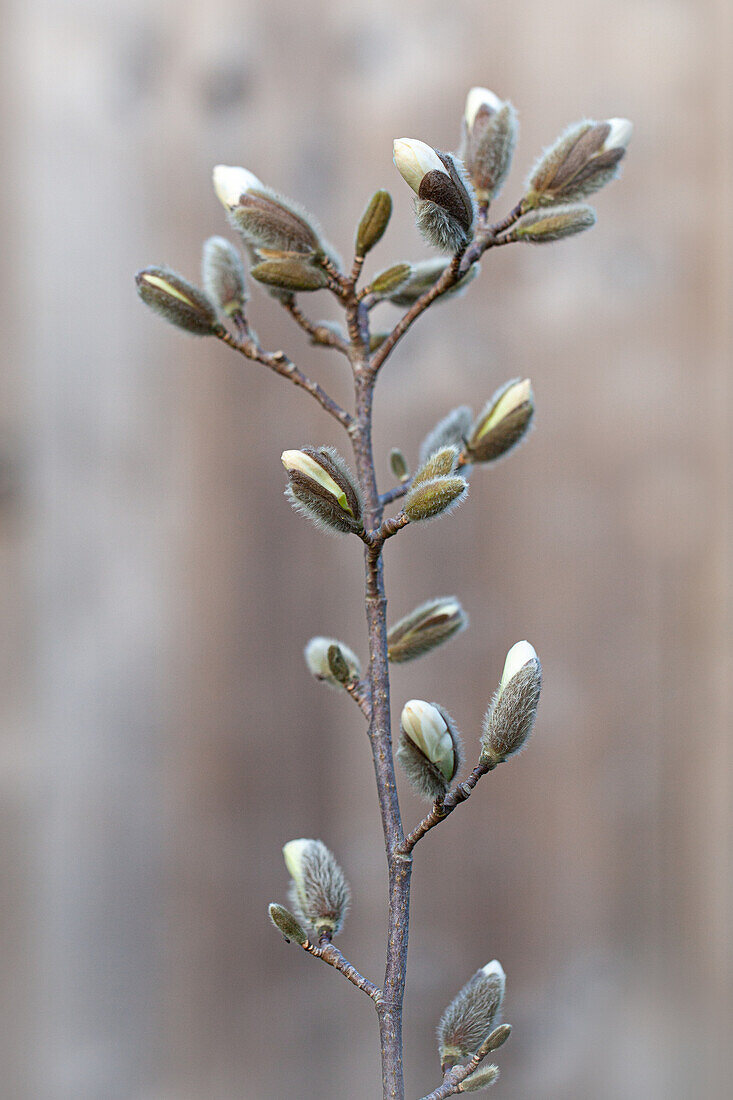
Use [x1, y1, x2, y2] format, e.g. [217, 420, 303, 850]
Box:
[524, 118, 632, 209]
[393, 139, 476, 252]
[405, 475, 467, 522]
[460, 86, 518, 204]
[513, 204, 596, 243]
[213, 164, 329, 257]
[438, 960, 506, 1067]
[466, 379, 534, 462]
[480, 641, 542, 764]
[282, 446, 363, 535]
[387, 259, 479, 308]
[459, 1064, 500, 1091]
[135, 267, 217, 335]
[282, 838, 351, 938]
[356, 190, 393, 256]
[397, 700, 463, 800]
[420, 406, 474, 467]
[201, 236, 246, 317]
[388, 596, 468, 663]
[268, 903, 308, 946]
[304, 636, 360, 688]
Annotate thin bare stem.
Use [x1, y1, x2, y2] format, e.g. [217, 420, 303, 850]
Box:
[399, 763, 494, 855]
[418, 1030, 500, 1100]
[303, 939, 382, 1002]
[344, 678, 372, 719]
[282, 299, 349, 354]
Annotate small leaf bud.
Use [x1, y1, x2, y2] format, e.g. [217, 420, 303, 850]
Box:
[438, 960, 507, 1067]
[201, 236, 246, 317]
[411, 445, 460, 487]
[484, 1023, 512, 1053]
[393, 139, 476, 252]
[304, 636, 361, 688]
[524, 118, 632, 209]
[397, 700, 462, 800]
[251, 257, 328, 292]
[214, 164, 325, 255]
[419, 406, 473, 466]
[327, 643, 352, 684]
[480, 641, 542, 765]
[268, 903, 307, 946]
[282, 838, 351, 938]
[404, 475, 467, 522]
[135, 266, 217, 335]
[370, 263, 413, 297]
[388, 260, 479, 308]
[389, 448, 410, 483]
[513, 204, 596, 243]
[466, 379, 534, 463]
[356, 190, 393, 256]
[282, 446, 363, 535]
[459, 1064, 500, 1092]
[460, 86, 518, 204]
[388, 596, 468, 663]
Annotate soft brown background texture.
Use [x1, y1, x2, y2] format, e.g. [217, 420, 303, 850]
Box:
[2, 0, 731, 1097]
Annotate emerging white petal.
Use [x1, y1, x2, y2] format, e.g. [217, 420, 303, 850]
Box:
[498, 640, 538, 694]
[393, 138, 447, 194]
[213, 164, 264, 209]
[281, 450, 351, 513]
[478, 379, 532, 439]
[139, 273, 194, 306]
[481, 959, 506, 985]
[465, 86, 503, 128]
[401, 699, 454, 780]
[283, 838, 312, 891]
[603, 118, 633, 152]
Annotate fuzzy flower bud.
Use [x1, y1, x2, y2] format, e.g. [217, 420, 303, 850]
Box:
[387, 259, 479, 308]
[388, 597, 468, 663]
[393, 139, 476, 252]
[405, 474, 467, 522]
[513, 204, 596, 243]
[201, 236, 246, 317]
[304, 637, 360, 688]
[370, 263, 413, 297]
[438, 961, 507, 1068]
[214, 164, 326, 256]
[268, 903, 307, 946]
[213, 164, 264, 208]
[419, 406, 474, 467]
[282, 838, 351, 938]
[356, 190, 393, 256]
[460, 86, 518, 204]
[460, 1064, 500, 1091]
[524, 118, 632, 209]
[466, 379, 534, 462]
[480, 641, 542, 765]
[251, 256, 328, 292]
[389, 449, 410, 483]
[135, 267, 217, 336]
[397, 700, 462, 800]
[412, 445, 460, 485]
[282, 446, 363, 535]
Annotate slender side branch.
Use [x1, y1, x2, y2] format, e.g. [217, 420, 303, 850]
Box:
[399, 763, 493, 855]
[282, 299, 350, 354]
[418, 1030, 501, 1100]
[303, 939, 382, 1003]
[344, 677, 372, 720]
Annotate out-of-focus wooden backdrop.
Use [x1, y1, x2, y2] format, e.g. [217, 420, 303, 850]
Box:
[2, 0, 731, 1097]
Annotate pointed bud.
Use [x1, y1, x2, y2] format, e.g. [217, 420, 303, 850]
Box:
[201, 236, 246, 317]
[214, 164, 325, 255]
[251, 256, 328, 292]
[420, 406, 473, 466]
[438, 961, 507, 1067]
[370, 263, 413, 297]
[356, 190, 393, 256]
[461, 87, 518, 204]
[480, 641, 542, 765]
[411, 445, 460, 486]
[459, 1064, 500, 1092]
[268, 903, 308, 946]
[135, 267, 217, 335]
[394, 139, 476, 252]
[484, 1023, 512, 1053]
[388, 596, 468, 663]
[282, 838, 351, 938]
[513, 204, 596, 243]
[213, 164, 264, 208]
[388, 260, 479, 307]
[393, 138, 447, 193]
[398, 700, 462, 800]
[389, 449, 410, 483]
[524, 118, 632, 208]
[304, 636, 360, 688]
[282, 446, 363, 535]
[466, 379, 534, 462]
[404, 475, 467, 522]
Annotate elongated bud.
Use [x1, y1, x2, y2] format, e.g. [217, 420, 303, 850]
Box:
[524, 118, 632, 209]
[251, 256, 328, 292]
[459, 1064, 500, 1092]
[438, 961, 507, 1067]
[388, 259, 479, 307]
[480, 641, 542, 765]
[484, 1023, 512, 1052]
[201, 236, 246, 317]
[388, 596, 468, 663]
[370, 263, 413, 297]
[268, 903, 307, 946]
[214, 164, 326, 255]
[461, 87, 518, 204]
[513, 204, 596, 243]
[283, 838, 351, 938]
[411, 445, 460, 487]
[405, 475, 467, 522]
[398, 700, 462, 800]
[356, 190, 393, 256]
[282, 446, 363, 535]
[135, 267, 217, 335]
[420, 406, 473, 466]
[466, 379, 534, 462]
[304, 636, 360, 688]
[393, 139, 476, 252]
[389, 448, 410, 483]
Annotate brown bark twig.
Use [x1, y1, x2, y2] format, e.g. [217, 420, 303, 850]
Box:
[303, 939, 382, 1002]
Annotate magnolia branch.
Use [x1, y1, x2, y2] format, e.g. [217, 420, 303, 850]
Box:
[282, 299, 349, 354]
[399, 762, 494, 855]
[418, 1030, 503, 1100]
[303, 939, 382, 1002]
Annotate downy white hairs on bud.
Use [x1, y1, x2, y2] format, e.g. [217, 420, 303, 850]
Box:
[282, 838, 351, 938]
[201, 236, 247, 317]
[393, 139, 476, 252]
[135, 267, 218, 335]
[466, 379, 534, 463]
[405, 475, 468, 522]
[268, 902, 308, 946]
[459, 1064, 500, 1092]
[251, 256, 328, 292]
[397, 700, 463, 800]
[388, 597, 468, 663]
[420, 406, 474, 467]
[412, 445, 460, 485]
[387, 258, 479, 308]
[304, 636, 360, 688]
[480, 641, 542, 765]
[438, 960, 507, 1069]
[512, 204, 596, 243]
[282, 446, 363, 535]
[524, 118, 633, 209]
[460, 86, 518, 205]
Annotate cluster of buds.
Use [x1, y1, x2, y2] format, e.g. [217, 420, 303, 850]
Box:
[397, 699, 463, 801]
[524, 118, 633, 209]
[460, 86, 518, 206]
[404, 445, 468, 522]
[281, 838, 351, 940]
[437, 960, 509, 1072]
[393, 138, 476, 252]
[281, 447, 363, 535]
[304, 636, 360, 688]
[481, 641, 542, 765]
[387, 596, 467, 663]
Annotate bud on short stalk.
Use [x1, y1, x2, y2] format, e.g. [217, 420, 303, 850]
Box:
[268, 903, 308, 945]
[404, 475, 467, 522]
[304, 637, 360, 688]
[460, 86, 518, 204]
[524, 118, 633, 209]
[393, 138, 476, 252]
[282, 838, 351, 938]
[201, 236, 247, 317]
[389, 448, 410, 483]
[460, 1064, 500, 1092]
[135, 267, 217, 335]
[251, 256, 328, 292]
[438, 960, 507, 1068]
[480, 641, 542, 765]
[387, 259, 479, 307]
[355, 190, 393, 256]
[370, 263, 413, 297]
[213, 164, 331, 258]
[388, 596, 468, 663]
[466, 379, 534, 462]
[513, 204, 596, 243]
[282, 447, 363, 535]
[397, 700, 462, 800]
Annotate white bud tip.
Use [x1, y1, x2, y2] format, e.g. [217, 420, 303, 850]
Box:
[499, 640, 538, 693]
[393, 138, 446, 194]
[481, 959, 506, 983]
[213, 164, 263, 208]
[283, 838, 312, 882]
[465, 86, 503, 127]
[603, 118, 633, 151]
[401, 699, 454, 779]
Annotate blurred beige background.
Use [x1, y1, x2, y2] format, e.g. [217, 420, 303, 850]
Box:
[1, 0, 731, 1097]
